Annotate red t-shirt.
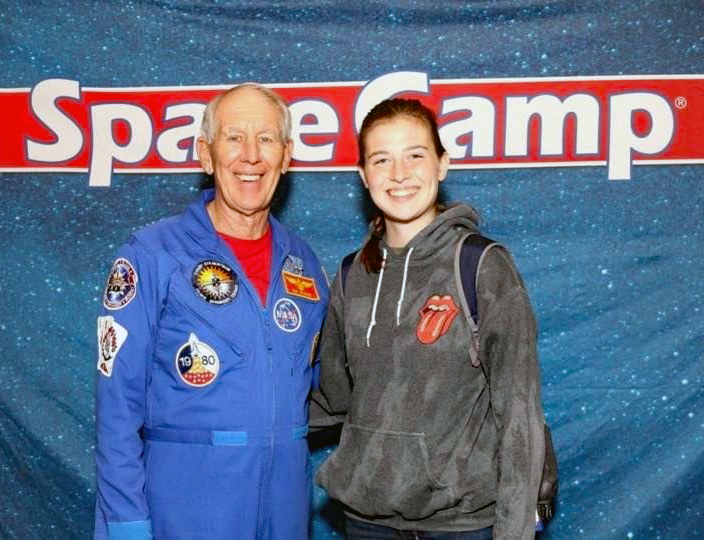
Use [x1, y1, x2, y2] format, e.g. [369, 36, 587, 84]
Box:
[218, 227, 272, 305]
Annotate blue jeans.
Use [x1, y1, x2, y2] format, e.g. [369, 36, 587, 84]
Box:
[346, 516, 493, 540]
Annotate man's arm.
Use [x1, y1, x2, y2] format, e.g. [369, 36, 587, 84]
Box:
[94, 240, 158, 540]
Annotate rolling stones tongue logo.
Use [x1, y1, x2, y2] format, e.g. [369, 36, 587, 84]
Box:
[416, 294, 460, 344]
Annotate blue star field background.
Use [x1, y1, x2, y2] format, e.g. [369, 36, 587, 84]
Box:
[1, 1, 703, 538]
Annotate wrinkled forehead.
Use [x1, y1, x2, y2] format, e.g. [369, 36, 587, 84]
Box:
[214, 88, 285, 135]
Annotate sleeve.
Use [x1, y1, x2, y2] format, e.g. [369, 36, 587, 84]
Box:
[94, 239, 160, 540]
[477, 247, 545, 540]
[309, 266, 352, 430]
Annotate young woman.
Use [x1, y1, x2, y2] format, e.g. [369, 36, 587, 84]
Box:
[313, 98, 546, 539]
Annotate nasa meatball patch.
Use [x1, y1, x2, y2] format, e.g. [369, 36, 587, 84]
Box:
[103, 258, 138, 310]
[97, 316, 128, 377]
[273, 298, 302, 332]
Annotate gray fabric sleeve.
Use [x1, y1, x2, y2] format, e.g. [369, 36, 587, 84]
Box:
[478, 247, 546, 540]
[309, 267, 351, 429]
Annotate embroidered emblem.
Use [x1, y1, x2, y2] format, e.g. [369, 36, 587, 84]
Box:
[309, 332, 321, 367]
[97, 316, 128, 377]
[175, 333, 220, 387]
[273, 298, 302, 332]
[192, 260, 238, 304]
[103, 258, 138, 310]
[283, 255, 304, 275]
[282, 271, 320, 302]
[416, 294, 460, 345]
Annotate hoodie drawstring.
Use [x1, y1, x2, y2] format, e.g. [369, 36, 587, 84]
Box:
[366, 248, 387, 347]
[395, 247, 414, 325]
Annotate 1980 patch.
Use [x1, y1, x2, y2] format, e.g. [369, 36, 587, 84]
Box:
[273, 298, 302, 333]
[103, 258, 138, 310]
[175, 333, 220, 387]
[192, 260, 238, 304]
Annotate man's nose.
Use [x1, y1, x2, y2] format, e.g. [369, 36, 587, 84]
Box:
[240, 137, 260, 163]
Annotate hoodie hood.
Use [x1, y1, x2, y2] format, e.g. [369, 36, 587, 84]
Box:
[362, 203, 481, 345]
[374, 203, 480, 262]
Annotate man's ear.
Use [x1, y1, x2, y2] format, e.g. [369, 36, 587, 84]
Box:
[281, 139, 293, 174]
[438, 152, 450, 183]
[358, 166, 369, 189]
[197, 137, 213, 175]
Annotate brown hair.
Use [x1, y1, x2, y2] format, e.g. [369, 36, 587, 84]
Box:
[357, 98, 446, 273]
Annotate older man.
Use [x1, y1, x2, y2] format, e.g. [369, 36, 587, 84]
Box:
[94, 84, 329, 540]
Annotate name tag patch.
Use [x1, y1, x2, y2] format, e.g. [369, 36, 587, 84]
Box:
[282, 271, 320, 302]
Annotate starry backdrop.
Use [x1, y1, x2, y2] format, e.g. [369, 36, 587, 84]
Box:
[1, 1, 703, 539]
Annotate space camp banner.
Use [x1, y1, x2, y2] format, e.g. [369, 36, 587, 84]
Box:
[1, 71, 703, 187]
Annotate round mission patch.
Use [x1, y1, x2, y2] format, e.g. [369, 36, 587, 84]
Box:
[175, 333, 220, 387]
[192, 260, 238, 304]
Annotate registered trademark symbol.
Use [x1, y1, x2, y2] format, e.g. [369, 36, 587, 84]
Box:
[674, 96, 687, 109]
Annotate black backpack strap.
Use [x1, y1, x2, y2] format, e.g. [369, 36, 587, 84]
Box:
[455, 233, 497, 368]
[339, 250, 358, 296]
[458, 233, 496, 324]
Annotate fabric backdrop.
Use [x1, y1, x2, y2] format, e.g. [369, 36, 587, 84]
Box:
[1, 2, 703, 539]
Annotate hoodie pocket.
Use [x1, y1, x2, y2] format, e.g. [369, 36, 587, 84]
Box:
[318, 423, 456, 520]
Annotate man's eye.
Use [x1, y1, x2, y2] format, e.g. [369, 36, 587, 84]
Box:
[409, 153, 425, 160]
[373, 158, 389, 166]
[259, 135, 274, 143]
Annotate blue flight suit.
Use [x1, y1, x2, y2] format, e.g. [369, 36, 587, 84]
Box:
[94, 189, 329, 540]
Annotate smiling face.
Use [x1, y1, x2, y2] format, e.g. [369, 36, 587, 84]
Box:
[359, 115, 449, 243]
[197, 87, 292, 227]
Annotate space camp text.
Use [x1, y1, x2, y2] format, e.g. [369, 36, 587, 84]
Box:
[0, 71, 702, 186]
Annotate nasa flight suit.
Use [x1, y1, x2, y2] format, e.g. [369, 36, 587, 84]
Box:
[94, 189, 329, 540]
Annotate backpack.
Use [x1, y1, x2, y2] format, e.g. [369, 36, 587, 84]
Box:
[339, 232, 558, 529]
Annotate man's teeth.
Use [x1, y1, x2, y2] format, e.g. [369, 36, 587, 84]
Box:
[237, 174, 261, 182]
[388, 187, 418, 197]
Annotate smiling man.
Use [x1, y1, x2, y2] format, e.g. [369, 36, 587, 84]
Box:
[94, 83, 329, 540]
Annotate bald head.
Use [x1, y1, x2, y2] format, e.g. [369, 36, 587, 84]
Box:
[201, 83, 291, 145]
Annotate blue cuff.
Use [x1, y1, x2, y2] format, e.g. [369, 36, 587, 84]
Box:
[107, 519, 153, 540]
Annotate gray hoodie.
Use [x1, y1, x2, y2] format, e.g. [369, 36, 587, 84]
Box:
[313, 204, 545, 539]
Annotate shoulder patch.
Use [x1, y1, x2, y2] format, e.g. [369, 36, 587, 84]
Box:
[103, 258, 138, 310]
[97, 316, 128, 377]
